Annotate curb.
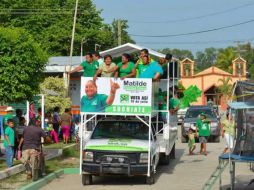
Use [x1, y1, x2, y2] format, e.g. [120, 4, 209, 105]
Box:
[0, 164, 25, 180]
[0, 148, 63, 180]
[19, 168, 79, 190]
[19, 169, 64, 190]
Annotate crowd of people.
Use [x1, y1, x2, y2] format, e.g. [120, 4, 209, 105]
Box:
[69, 49, 174, 80]
[1, 106, 78, 176]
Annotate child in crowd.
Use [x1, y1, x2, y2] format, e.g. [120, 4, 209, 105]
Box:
[4, 119, 15, 167]
[188, 125, 197, 155]
[45, 118, 58, 144]
[16, 117, 26, 140]
[16, 117, 26, 159]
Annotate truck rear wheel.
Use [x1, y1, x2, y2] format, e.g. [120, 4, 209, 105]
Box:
[214, 136, 220, 143]
[170, 143, 176, 159]
[181, 136, 187, 143]
[159, 153, 170, 165]
[82, 174, 92, 185]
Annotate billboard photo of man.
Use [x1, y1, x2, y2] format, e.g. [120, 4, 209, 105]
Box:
[81, 79, 119, 113]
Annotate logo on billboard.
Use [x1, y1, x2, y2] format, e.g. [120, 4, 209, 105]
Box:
[120, 94, 129, 103]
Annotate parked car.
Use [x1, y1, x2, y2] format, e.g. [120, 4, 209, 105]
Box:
[181, 106, 221, 143]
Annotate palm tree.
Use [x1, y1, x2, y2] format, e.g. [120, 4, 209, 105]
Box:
[217, 77, 233, 102]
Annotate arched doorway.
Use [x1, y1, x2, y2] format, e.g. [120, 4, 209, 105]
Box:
[204, 85, 221, 105]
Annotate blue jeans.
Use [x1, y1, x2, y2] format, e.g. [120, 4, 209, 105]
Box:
[5, 146, 14, 168]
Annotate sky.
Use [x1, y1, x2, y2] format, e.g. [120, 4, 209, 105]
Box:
[93, 0, 254, 54]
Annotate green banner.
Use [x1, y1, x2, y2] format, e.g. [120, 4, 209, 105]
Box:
[105, 105, 151, 114]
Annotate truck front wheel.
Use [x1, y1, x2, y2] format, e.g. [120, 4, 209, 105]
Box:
[82, 174, 92, 185]
[146, 173, 155, 185]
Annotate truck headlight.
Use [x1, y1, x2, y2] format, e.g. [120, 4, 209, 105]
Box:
[83, 151, 93, 162]
[210, 122, 218, 127]
[140, 153, 148, 163]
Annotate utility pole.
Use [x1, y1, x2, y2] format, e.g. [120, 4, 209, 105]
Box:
[117, 19, 122, 46]
[66, 0, 79, 97]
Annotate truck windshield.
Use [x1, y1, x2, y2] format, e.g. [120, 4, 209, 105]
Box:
[186, 109, 215, 118]
[91, 121, 149, 140]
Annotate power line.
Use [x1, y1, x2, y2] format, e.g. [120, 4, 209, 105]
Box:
[137, 38, 254, 45]
[129, 18, 254, 38]
[103, 1, 254, 24]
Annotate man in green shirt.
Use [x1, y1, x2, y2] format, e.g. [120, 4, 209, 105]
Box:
[196, 113, 211, 156]
[69, 52, 99, 77]
[3, 107, 14, 131]
[4, 119, 15, 167]
[81, 80, 119, 112]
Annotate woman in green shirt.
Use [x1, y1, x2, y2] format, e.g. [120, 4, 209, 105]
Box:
[114, 53, 136, 80]
[81, 80, 119, 112]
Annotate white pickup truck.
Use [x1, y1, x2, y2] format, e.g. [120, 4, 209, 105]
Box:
[81, 116, 177, 185]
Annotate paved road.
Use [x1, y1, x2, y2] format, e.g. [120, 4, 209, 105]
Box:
[41, 132, 254, 190]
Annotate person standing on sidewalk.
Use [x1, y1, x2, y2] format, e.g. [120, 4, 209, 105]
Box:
[196, 113, 211, 156]
[18, 118, 46, 179]
[60, 108, 72, 144]
[221, 113, 235, 153]
[4, 119, 15, 168]
[52, 107, 61, 136]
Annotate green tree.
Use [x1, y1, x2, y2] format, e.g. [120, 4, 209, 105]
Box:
[0, 27, 47, 103]
[217, 77, 233, 102]
[0, 0, 128, 55]
[238, 42, 254, 78]
[215, 47, 237, 72]
[40, 77, 71, 113]
[159, 48, 194, 60]
[111, 19, 135, 46]
[195, 47, 218, 70]
[249, 64, 254, 79]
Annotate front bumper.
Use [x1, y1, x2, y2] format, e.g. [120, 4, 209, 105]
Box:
[182, 126, 220, 137]
[82, 162, 148, 176]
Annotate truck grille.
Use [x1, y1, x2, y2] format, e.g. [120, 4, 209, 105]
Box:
[95, 152, 139, 164]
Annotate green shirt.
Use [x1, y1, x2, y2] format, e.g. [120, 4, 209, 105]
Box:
[81, 61, 99, 77]
[117, 62, 135, 78]
[3, 114, 13, 131]
[222, 119, 235, 136]
[197, 119, 211, 137]
[81, 93, 108, 112]
[4, 127, 15, 147]
[99, 62, 116, 77]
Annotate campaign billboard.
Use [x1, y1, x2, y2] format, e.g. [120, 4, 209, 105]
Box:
[80, 77, 152, 115]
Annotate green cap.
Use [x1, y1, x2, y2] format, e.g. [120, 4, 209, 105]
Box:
[200, 112, 206, 117]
